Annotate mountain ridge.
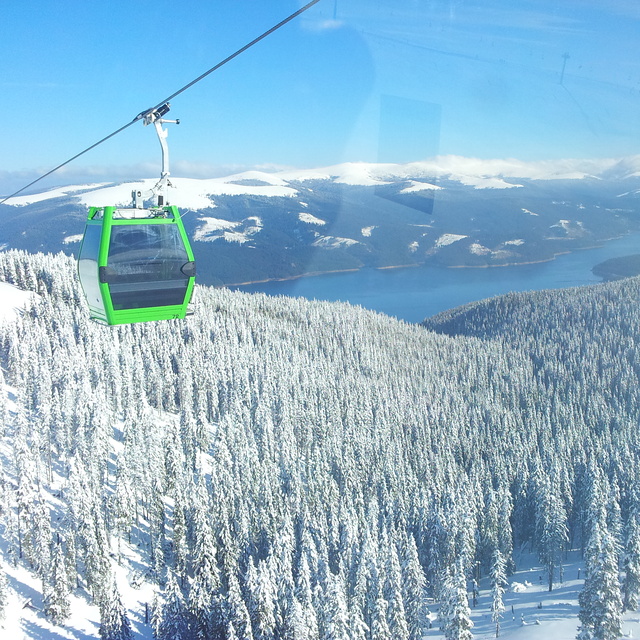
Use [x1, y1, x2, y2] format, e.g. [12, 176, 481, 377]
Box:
[1, 156, 639, 286]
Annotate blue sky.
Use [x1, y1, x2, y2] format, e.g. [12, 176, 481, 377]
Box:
[2, 0, 639, 193]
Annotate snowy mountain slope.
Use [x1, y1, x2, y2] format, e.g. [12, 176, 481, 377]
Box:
[1, 250, 640, 638]
[6, 175, 298, 209]
[5, 156, 640, 208]
[1, 156, 640, 286]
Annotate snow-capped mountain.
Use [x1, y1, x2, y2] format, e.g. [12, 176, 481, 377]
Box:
[2, 156, 640, 286]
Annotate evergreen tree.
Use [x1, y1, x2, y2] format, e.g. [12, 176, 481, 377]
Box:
[385, 540, 410, 640]
[537, 473, 568, 592]
[0, 368, 7, 436]
[496, 485, 515, 574]
[295, 553, 319, 640]
[370, 595, 391, 640]
[577, 507, 623, 640]
[43, 538, 71, 624]
[348, 605, 368, 640]
[188, 498, 223, 640]
[321, 572, 350, 640]
[99, 575, 133, 640]
[622, 507, 640, 611]
[156, 572, 189, 640]
[440, 565, 473, 640]
[489, 550, 506, 637]
[226, 570, 254, 640]
[399, 530, 429, 640]
[0, 565, 8, 622]
[246, 558, 276, 640]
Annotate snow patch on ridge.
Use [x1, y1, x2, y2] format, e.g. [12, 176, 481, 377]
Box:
[312, 235, 360, 249]
[195, 216, 262, 244]
[63, 234, 83, 244]
[435, 233, 467, 247]
[400, 180, 442, 193]
[299, 212, 326, 225]
[6, 175, 298, 211]
[470, 242, 491, 255]
[195, 217, 239, 241]
[7, 183, 113, 206]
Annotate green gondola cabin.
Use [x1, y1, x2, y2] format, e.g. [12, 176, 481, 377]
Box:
[78, 205, 196, 325]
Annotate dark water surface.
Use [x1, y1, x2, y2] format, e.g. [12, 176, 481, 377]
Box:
[231, 235, 640, 323]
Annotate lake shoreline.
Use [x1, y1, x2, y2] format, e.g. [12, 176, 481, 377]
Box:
[224, 232, 638, 287]
[225, 232, 640, 323]
[224, 245, 610, 288]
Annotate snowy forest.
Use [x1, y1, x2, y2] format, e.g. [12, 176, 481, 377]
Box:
[1, 249, 640, 640]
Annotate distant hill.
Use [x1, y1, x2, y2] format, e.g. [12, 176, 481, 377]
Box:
[592, 254, 640, 280]
[2, 156, 640, 286]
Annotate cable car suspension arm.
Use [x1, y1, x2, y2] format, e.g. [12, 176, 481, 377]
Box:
[134, 103, 180, 207]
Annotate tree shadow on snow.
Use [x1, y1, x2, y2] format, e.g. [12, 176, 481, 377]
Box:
[22, 618, 97, 640]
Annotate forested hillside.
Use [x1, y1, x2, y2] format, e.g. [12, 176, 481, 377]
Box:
[0, 250, 639, 639]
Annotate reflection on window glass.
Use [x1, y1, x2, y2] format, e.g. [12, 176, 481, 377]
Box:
[107, 224, 190, 310]
[78, 225, 104, 312]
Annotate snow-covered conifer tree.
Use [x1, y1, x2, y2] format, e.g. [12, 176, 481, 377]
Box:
[225, 570, 254, 640]
[497, 486, 515, 573]
[0, 565, 8, 621]
[321, 572, 350, 640]
[187, 480, 222, 636]
[399, 530, 429, 640]
[577, 505, 623, 640]
[98, 575, 133, 640]
[385, 540, 410, 640]
[536, 473, 568, 592]
[370, 594, 391, 640]
[439, 564, 473, 640]
[348, 604, 368, 640]
[489, 550, 506, 637]
[43, 538, 71, 624]
[295, 552, 319, 640]
[622, 507, 640, 611]
[156, 571, 189, 640]
[0, 368, 6, 436]
[246, 558, 277, 640]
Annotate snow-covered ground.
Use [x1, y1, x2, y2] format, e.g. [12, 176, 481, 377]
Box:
[3, 522, 640, 640]
[0, 282, 34, 324]
[0, 526, 157, 640]
[423, 549, 640, 640]
[435, 233, 468, 248]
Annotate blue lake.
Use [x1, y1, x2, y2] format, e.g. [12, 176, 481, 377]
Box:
[231, 235, 640, 323]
